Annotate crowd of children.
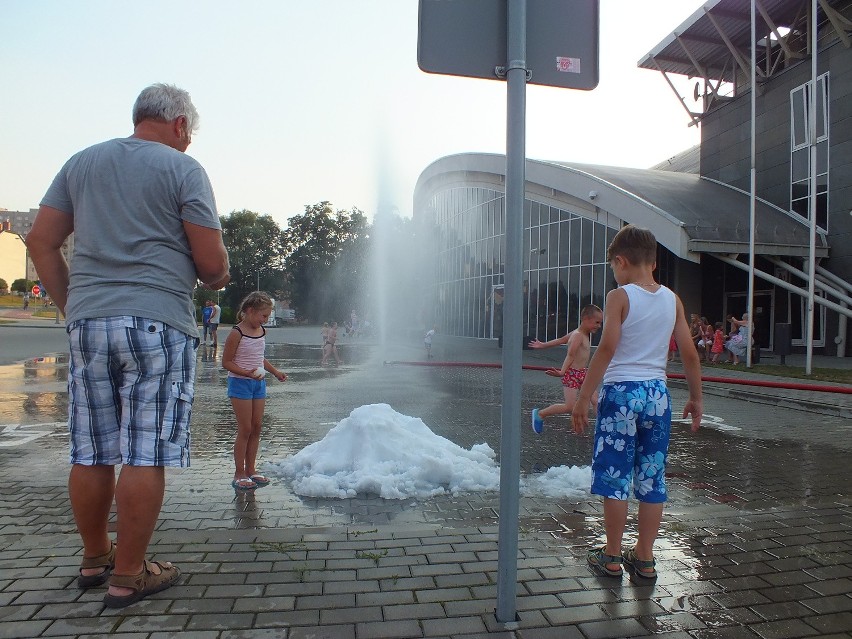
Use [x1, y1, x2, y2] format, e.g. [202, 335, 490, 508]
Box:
[670, 313, 753, 365]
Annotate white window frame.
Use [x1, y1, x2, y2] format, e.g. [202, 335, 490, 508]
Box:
[789, 73, 829, 232]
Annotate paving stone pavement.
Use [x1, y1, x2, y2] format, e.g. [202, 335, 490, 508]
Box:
[0, 324, 850, 638]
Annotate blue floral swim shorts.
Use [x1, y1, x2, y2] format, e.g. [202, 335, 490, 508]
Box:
[591, 379, 672, 503]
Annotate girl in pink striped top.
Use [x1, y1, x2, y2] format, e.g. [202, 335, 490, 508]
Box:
[222, 291, 287, 490]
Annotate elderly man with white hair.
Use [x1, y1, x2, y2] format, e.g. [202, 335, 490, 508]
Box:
[26, 83, 230, 607]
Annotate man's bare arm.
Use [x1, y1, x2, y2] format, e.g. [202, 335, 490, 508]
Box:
[25, 206, 74, 314]
[183, 221, 230, 288]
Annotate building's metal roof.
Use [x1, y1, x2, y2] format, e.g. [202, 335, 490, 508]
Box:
[414, 153, 829, 262]
[544, 160, 828, 257]
[638, 0, 809, 77]
[650, 145, 701, 174]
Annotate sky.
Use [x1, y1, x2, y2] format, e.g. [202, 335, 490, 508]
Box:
[0, 0, 707, 282]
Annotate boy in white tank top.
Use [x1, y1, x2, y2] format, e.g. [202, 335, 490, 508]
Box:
[572, 225, 703, 579]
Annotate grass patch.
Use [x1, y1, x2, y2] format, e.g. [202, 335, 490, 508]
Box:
[0, 294, 26, 307]
[703, 361, 852, 385]
[356, 549, 389, 565]
[32, 309, 60, 318]
[251, 540, 306, 559]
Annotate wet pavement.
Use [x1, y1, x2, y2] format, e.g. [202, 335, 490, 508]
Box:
[1, 320, 851, 638]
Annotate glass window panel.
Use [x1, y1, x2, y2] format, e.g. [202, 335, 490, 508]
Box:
[791, 149, 808, 183]
[569, 267, 581, 329]
[533, 272, 546, 339]
[555, 269, 569, 336]
[539, 204, 550, 225]
[581, 218, 594, 265]
[791, 87, 806, 148]
[523, 199, 531, 229]
[816, 75, 827, 140]
[591, 264, 606, 345]
[533, 225, 544, 271]
[530, 201, 540, 228]
[607, 225, 618, 247]
[579, 265, 592, 314]
[548, 224, 558, 269]
[816, 139, 828, 176]
[594, 222, 607, 264]
[791, 191, 808, 217]
[549, 268, 562, 341]
[559, 220, 570, 267]
[569, 219, 582, 265]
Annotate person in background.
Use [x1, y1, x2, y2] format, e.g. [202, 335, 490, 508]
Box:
[221, 291, 287, 491]
[689, 314, 704, 361]
[710, 321, 725, 363]
[667, 331, 678, 362]
[424, 324, 437, 359]
[202, 299, 214, 345]
[321, 321, 342, 366]
[529, 305, 603, 433]
[26, 83, 230, 608]
[571, 225, 702, 580]
[700, 316, 714, 362]
[208, 300, 222, 347]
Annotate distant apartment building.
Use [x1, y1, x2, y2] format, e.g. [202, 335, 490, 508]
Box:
[414, 0, 851, 358]
[1, 208, 74, 285]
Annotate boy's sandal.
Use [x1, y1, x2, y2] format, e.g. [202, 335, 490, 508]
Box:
[249, 474, 270, 486]
[77, 541, 116, 588]
[587, 546, 623, 577]
[103, 560, 181, 608]
[622, 547, 657, 579]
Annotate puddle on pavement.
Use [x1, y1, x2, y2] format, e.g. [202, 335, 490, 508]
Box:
[4, 342, 851, 571]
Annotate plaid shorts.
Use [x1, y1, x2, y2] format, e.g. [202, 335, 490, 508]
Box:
[67, 316, 198, 467]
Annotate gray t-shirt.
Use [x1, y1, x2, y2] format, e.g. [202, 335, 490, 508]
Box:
[40, 137, 220, 337]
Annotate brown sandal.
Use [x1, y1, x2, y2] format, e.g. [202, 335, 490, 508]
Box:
[77, 541, 116, 588]
[103, 559, 181, 608]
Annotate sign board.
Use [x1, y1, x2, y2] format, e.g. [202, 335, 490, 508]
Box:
[418, 0, 599, 90]
[31, 285, 40, 296]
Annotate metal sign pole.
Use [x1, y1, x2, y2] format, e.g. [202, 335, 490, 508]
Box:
[805, 0, 818, 375]
[496, 0, 527, 624]
[746, 0, 756, 368]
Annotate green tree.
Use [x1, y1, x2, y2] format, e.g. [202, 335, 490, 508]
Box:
[220, 209, 286, 310]
[283, 202, 370, 322]
[0, 278, 8, 292]
[11, 278, 37, 294]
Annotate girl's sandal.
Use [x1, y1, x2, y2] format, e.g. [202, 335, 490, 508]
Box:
[587, 546, 623, 577]
[622, 547, 657, 579]
[78, 541, 116, 588]
[103, 559, 181, 608]
[249, 474, 270, 486]
[232, 477, 257, 490]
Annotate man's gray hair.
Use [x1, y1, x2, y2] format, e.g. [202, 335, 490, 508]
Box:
[132, 83, 200, 132]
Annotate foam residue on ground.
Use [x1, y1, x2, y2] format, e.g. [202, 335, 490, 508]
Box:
[267, 403, 590, 500]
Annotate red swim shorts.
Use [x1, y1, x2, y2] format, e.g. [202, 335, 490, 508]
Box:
[561, 367, 587, 389]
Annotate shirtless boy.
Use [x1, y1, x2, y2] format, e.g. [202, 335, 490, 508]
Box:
[530, 304, 603, 433]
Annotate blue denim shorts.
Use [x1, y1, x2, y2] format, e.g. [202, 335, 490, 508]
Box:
[67, 316, 198, 468]
[590, 379, 672, 503]
[227, 376, 267, 400]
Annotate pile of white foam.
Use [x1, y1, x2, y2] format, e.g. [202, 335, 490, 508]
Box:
[266, 403, 590, 500]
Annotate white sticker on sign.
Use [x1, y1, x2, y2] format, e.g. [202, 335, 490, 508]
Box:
[556, 57, 581, 74]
